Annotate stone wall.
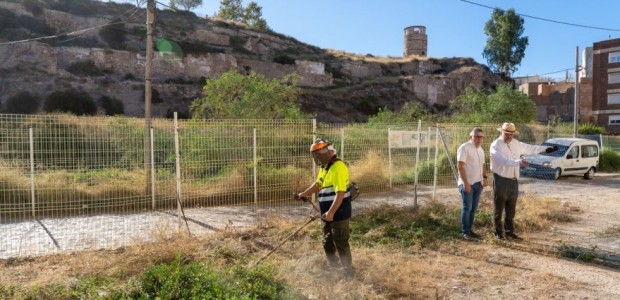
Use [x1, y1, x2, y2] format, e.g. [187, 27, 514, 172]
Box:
[399, 64, 501, 107]
[194, 30, 229, 46]
[341, 60, 382, 79]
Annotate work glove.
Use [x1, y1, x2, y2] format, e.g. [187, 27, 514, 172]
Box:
[545, 146, 558, 153]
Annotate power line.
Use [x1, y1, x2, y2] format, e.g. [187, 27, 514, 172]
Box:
[0, 3, 143, 47]
[514, 68, 573, 79]
[459, 0, 620, 32]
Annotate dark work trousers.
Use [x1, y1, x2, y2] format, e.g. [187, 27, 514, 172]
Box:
[323, 219, 352, 271]
[493, 173, 519, 234]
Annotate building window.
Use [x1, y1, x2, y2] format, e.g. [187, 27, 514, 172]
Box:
[611, 52, 620, 63]
[610, 72, 620, 84]
[609, 94, 620, 105]
[610, 115, 620, 125]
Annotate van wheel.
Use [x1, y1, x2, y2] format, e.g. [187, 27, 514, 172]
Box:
[552, 168, 561, 180]
[584, 167, 595, 180]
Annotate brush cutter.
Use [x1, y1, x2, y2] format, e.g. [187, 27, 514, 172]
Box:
[252, 195, 320, 267]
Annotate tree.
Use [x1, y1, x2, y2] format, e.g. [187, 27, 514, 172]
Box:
[217, 0, 269, 30]
[242, 2, 268, 31]
[367, 101, 437, 125]
[43, 89, 97, 116]
[450, 83, 536, 123]
[190, 71, 308, 119]
[99, 95, 124, 115]
[482, 8, 528, 76]
[217, 0, 243, 20]
[169, 0, 203, 11]
[5, 91, 40, 114]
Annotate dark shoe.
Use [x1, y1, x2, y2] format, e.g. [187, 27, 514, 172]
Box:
[494, 233, 505, 240]
[343, 267, 355, 278]
[322, 262, 341, 271]
[505, 232, 523, 240]
[469, 231, 482, 239]
[462, 233, 476, 241]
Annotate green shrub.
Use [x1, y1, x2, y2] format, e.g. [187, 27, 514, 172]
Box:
[67, 60, 104, 76]
[177, 40, 225, 55]
[140, 88, 164, 103]
[599, 148, 620, 172]
[123, 73, 136, 81]
[273, 54, 296, 65]
[99, 22, 126, 50]
[579, 123, 605, 134]
[43, 89, 97, 115]
[125, 45, 140, 53]
[5, 91, 39, 114]
[99, 96, 124, 115]
[140, 257, 290, 299]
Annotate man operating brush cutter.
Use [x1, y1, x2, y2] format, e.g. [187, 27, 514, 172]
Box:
[293, 138, 355, 278]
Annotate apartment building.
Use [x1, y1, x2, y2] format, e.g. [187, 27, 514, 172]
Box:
[592, 38, 620, 134]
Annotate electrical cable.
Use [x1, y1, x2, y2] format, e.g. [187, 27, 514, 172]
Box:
[0, 2, 144, 47]
[459, 0, 620, 32]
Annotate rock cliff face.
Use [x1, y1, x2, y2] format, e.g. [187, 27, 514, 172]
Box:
[0, 0, 504, 122]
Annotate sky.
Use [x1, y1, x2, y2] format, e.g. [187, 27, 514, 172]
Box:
[114, 0, 620, 80]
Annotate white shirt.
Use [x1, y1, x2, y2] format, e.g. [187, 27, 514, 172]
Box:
[457, 140, 485, 186]
[490, 137, 549, 179]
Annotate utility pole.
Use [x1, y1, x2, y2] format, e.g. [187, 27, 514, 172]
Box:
[573, 46, 579, 138]
[145, 0, 154, 196]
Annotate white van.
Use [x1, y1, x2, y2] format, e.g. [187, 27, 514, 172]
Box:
[520, 138, 599, 180]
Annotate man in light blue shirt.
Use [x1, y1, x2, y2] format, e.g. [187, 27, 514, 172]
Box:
[490, 123, 555, 240]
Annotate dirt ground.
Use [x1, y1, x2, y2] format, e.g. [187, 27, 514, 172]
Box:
[0, 173, 619, 299]
[436, 172, 620, 299]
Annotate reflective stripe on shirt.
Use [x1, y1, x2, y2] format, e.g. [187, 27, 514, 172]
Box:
[318, 186, 351, 202]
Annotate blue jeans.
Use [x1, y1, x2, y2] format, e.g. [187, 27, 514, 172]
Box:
[458, 181, 483, 234]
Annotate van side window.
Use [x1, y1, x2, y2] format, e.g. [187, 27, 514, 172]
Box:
[582, 145, 598, 158]
[567, 146, 579, 159]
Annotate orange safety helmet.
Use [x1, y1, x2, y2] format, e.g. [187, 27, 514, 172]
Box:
[310, 138, 331, 152]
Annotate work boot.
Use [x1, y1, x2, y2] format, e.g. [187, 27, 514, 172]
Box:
[505, 232, 522, 240]
[469, 231, 482, 239]
[462, 233, 476, 241]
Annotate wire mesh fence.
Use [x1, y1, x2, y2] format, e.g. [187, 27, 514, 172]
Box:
[1, 114, 618, 258]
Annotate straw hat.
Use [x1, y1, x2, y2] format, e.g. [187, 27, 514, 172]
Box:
[497, 122, 518, 134]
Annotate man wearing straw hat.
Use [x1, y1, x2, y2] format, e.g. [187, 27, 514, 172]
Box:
[490, 123, 556, 240]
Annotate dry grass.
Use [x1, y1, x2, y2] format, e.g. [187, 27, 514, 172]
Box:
[516, 193, 579, 232]
[324, 49, 432, 63]
[0, 192, 596, 299]
[349, 150, 389, 183]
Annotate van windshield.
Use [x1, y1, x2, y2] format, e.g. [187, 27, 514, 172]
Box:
[541, 142, 568, 157]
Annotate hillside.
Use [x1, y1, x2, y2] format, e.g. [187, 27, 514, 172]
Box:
[0, 0, 505, 122]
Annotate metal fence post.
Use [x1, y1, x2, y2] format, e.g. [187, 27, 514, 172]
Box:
[150, 127, 155, 210]
[413, 120, 422, 208]
[340, 128, 345, 161]
[432, 125, 439, 200]
[312, 119, 317, 185]
[388, 128, 392, 188]
[174, 113, 182, 229]
[29, 127, 35, 217]
[427, 126, 431, 161]
[253, 128, 258, 212]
